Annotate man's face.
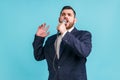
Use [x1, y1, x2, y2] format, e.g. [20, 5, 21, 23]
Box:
[59, 9, 76, 29]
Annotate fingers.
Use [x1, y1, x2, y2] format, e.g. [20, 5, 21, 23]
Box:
[45, 25, 49, 31]
[38, 23, 49, 31]
[46, 32, 50, 36]
[38, 23, 46, 29]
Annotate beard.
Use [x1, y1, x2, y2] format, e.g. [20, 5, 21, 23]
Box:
[66, 21, 74, 29]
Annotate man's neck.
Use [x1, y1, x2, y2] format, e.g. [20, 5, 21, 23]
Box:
[67, 26, 74, 32]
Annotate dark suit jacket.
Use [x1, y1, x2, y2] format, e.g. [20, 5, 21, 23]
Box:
[33, 28, 92, 80]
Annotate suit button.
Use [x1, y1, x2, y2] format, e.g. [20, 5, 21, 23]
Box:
[58, 66, 60, 69]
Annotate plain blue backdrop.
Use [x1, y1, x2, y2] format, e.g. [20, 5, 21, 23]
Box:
[0, 0, 120, 80]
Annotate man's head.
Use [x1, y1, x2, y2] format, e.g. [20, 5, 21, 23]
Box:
[59, 6, 77, 29]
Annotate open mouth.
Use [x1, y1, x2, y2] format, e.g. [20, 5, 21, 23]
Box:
[65, 19, 69, 23]
[65, 22, 68, 26]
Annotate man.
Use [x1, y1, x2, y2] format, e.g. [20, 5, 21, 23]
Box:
[33, 6, 92, 80]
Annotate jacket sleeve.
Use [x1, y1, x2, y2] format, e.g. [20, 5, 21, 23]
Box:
[32, 35, 45, 61]
[62, 31, 92, 58]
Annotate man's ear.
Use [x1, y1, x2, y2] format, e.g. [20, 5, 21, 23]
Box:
[74, 18, 77, 23]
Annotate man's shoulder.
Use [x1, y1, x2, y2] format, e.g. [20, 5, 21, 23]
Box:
[48, 34, 56, 40]
[79, 30, 91, 34]
[45, 34, 56, 43]
[44, 34, 56, 46]
[74, 28, 91, 35]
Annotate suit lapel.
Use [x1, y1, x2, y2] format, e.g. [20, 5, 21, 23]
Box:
[47, 35, 57, 59]
[59, 28, 77, 57]
[59, 40, 65, 57]
[58, 28, 78, 64]
[52, 27, 77, 62]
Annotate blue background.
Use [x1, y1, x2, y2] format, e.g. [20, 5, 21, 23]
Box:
[0, 0, 120, 80]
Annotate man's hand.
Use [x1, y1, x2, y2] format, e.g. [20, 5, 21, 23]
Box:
[36, 23, 49, 37]
[57, 22, 67, 35]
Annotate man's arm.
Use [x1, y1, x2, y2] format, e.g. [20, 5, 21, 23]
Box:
[32, 35, 45, 61]
[62, 31, 92, 58]
[32, 23, 49, 61]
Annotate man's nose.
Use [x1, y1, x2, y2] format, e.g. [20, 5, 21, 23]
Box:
[64, 16, 68, 20]
[64, 14, 68, 17]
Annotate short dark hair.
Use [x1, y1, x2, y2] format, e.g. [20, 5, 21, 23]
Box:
[60, 6, 76, 17]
